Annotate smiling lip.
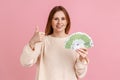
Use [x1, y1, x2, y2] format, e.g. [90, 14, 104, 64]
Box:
[56, 25, 63, 28]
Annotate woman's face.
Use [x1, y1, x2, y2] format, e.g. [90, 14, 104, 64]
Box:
[52, 11, 67, 33]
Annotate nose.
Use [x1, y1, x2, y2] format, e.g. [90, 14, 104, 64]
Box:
[58, 19, 62, 24]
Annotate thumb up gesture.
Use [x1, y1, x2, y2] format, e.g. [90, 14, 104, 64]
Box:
[29, 26, 45, 50]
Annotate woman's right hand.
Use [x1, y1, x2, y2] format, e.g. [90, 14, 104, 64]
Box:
[29, 26, 45, 50]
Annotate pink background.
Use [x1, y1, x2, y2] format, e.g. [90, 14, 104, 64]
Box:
[0, 0, 120, 80]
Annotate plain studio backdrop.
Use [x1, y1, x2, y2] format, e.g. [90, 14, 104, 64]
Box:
[0, 0, 120, 80]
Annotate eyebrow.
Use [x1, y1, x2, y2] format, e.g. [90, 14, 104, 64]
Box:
[53, 16, 66, 18]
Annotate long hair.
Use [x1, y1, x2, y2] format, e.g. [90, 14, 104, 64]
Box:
[45, 6, 71, 35]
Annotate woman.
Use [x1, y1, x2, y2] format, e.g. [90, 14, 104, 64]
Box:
[20, 6, 89, 80]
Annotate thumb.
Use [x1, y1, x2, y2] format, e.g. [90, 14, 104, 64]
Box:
[35, 25, 39, 33]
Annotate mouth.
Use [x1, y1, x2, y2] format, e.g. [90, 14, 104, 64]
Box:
[56, 25, 64, 29]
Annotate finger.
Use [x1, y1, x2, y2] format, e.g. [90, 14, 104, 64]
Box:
[79, 55, 87, 61]
[81, 53, 87, 58]
[80, 56, 89, 64]
[34, 40, 41, 44]
[82, 48, 87, 51]
[35, 25, 39, 33]
[85, 57, 89, 63]
[39, 37, 44, 42]
[40, 36, 44, 39]
[76, 50, 84, 55]
[78, 49, 88, 54]
[79, 48, 87, 51]
[39, 32, 45, 35]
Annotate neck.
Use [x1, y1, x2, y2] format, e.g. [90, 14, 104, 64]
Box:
[51, 32, 68, 38]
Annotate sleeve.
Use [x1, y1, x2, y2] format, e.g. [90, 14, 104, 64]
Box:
[20, 42, 43, 67]
[74, 57, 88, 79]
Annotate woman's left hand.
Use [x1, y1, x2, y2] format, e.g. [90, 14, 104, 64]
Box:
[75, 48, 89, 63]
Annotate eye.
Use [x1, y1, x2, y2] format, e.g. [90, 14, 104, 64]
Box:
[54, 18, 58, 20]
[61, 17, 66, 20]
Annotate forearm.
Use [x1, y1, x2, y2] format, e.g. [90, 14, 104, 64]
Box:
[74, 57, 88, 79]
[20, 43, 41, 67]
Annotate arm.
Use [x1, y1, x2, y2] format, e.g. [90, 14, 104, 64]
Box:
[20, 42, 42, 67]
[20, 26, 45, 67]
[74, 48, 89, 79]
[74, 57, 88, 79]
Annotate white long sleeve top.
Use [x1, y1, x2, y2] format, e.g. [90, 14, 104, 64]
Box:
[20, 35, 88, 80]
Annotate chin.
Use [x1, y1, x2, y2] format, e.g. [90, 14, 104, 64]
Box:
[56, 29, 65, 32]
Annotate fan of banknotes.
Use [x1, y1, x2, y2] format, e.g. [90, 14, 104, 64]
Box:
[65, 32, 94, 50]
